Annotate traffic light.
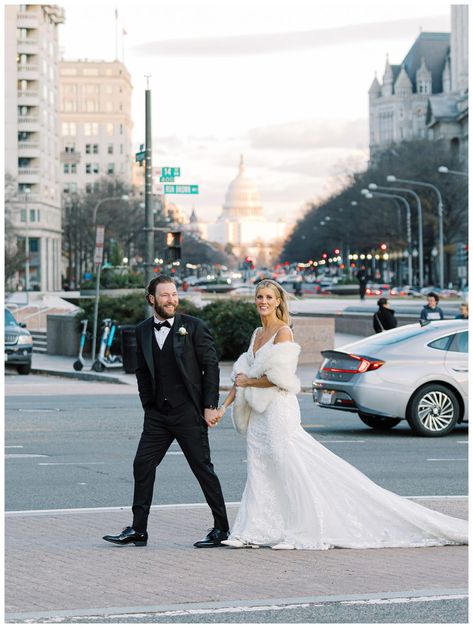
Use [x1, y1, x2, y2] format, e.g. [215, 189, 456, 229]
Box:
[166, 231, 182, 261]
[380, 243, 388, 251]
[334, 249, 340, 255]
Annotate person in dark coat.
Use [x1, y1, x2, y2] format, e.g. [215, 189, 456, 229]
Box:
[356, 266, 369, 300]
[373, 298, 397, 333]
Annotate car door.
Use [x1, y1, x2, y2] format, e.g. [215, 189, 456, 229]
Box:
[444, 331, 468, 416]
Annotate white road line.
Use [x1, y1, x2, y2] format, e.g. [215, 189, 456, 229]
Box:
[427, 458, 467, 462]
[340, 594, 467, 606]
[37, 462, 106, 466]
[456, 441, 468, 443]
[5, 496, 467, 516]
[5, 445, 24, 448]
[6, 454, 49, 459]
[320, 440, 366, 443]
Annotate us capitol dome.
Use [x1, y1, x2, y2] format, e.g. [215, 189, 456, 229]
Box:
[203, 155, 292, 264]
[220, 155, 263, 219]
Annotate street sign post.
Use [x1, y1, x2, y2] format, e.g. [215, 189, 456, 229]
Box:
[135, 150, 146, 164]
[164, 184, 199, 194]
[161, 167, 181, 177]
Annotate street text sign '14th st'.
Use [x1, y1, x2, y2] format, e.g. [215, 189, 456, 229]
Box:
[164, 184, 199, 194]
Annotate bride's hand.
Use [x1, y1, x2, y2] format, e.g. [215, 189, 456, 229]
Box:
[235, 373, 250, 387]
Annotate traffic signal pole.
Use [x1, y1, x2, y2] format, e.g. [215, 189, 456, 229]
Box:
[144, 78, 154, 285]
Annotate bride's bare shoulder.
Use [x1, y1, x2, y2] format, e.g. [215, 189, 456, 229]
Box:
[273, 325, 293, 344]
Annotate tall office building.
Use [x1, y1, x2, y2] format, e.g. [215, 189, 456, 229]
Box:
[5, 4, 65, 291]
[58, 59, 133, 196]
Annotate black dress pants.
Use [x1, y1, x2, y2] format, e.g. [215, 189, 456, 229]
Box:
[131, 400, 229, 533]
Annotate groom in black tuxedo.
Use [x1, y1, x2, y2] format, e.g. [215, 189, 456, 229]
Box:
[103, 275, 229, 548]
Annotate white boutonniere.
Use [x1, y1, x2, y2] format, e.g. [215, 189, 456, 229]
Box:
[177, 326, 188, 336]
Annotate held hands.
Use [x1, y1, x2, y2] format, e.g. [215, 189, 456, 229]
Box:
[204, 408, 219, 428]
[235, 373, 250, 387]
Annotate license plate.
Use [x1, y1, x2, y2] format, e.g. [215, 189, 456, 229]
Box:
[320, 390, 334, 405]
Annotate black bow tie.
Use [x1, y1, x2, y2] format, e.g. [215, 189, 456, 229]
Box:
[154, 320, 171, 332]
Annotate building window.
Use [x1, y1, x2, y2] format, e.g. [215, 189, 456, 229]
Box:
[29, 238, 39, 253]
[86, 99, 96, 112]
[106, 123, 114, 136]
[83, 68, 99, 76]
[84, 123, 99, 137]
[20, 209, 27, 222]
[85, 163, 99, 174]
[64, 163, 69, 174]
[107, 144, 113, 154]
[107, 163, 115, 175]
[85, 144, 99, 154]
[120, 144, 123, 154]
[30, 209, 36, 222]
[64, 143, 76, 153]
[106, 102, 113, 112]
[93, 182, 100, 193]
[119, 124, 123, 135]
[85, 183, 92, 193]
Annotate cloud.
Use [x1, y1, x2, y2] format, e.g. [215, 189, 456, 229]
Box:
[249, 118, 369, 151]
[132, 15, 448, 57]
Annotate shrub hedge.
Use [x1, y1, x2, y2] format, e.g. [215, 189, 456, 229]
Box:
[75, 295, 258, 360]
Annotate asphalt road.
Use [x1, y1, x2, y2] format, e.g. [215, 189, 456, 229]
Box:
[5, 376, 468, 512]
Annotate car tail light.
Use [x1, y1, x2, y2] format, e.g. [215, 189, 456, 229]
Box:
[321, 353, 385, 374]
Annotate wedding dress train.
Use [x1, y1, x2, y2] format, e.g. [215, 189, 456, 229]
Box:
[227, 329, 468, 550]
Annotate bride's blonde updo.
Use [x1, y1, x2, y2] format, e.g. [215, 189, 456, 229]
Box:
[255, 279, 292, 325]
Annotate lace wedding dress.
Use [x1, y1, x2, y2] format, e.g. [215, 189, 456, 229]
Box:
[227, 328, 468, 550]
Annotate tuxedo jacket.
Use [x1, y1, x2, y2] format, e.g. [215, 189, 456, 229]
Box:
[135, 313, 220, 414]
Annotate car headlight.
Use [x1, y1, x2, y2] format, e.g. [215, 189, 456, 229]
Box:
[17, 334, 32, 346]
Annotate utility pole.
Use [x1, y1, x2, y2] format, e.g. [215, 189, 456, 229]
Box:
[144, 76, 154, 285]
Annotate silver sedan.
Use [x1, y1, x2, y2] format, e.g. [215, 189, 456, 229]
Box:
[313, 319, 468, 436]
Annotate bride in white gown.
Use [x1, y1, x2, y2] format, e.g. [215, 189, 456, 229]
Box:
[216, 279, 468, 550]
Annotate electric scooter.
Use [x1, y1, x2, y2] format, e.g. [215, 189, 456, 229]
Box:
[91, 318, 123, 372]
[73, 319, 89, 371]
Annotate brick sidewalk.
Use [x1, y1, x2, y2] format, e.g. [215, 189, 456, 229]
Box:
[5, 499, 467, 622]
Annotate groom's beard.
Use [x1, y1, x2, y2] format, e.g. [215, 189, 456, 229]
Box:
[154, 302, 177, 319]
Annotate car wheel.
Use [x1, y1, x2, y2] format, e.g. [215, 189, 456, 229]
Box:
[17, 364, 31, 375]
[92, 360, 105, 372]
[358, 413, 402, 430]
[407, 384, 459, 437]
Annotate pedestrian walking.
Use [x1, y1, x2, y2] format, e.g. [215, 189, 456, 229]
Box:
[420, 292, 444, 321]
[456, 303, 469, 319]
[373, 298, 397, 333]
[356, 266, 369, 300]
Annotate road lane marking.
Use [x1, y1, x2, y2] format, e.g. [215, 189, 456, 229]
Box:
[6, 454, 49, 458]
[5, 445, 24, 448]
[427, 458, 467, 462]
[320, 440, 366, 443]
[5, 497, 467, 516]
[37, 462, 106, 466]
[456, 441, 468, 443]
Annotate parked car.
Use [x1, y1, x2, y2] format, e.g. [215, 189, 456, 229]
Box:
[4, 308, 33, 374]
[312, 320, 468, 437]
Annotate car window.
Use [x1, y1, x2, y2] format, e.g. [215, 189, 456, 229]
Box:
[428, 335, 454, 351]
[448, 331, 468, 354]
[5, 309, 17, 327]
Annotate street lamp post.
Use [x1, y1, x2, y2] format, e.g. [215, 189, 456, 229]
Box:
[386, 175, 445, 289]
[91, 195, 129, 365]
[362, 189, 413, 286]
[438, 166, 468, 177]
[24, 188, 30, 293]
[369, 182, 424, 287]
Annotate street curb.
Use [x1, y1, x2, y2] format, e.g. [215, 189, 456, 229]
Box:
[29, 368, 315, 393]
[30, 367, 129, 385]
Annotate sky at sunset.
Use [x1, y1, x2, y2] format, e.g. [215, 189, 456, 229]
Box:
[58, 0, 452, 222]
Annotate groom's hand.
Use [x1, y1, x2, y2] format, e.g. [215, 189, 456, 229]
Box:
[204, 407, 219, 428]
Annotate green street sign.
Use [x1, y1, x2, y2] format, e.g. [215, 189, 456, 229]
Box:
[160, 176, 175, 183]
[161, 167, 181, 177]
[164, 184, 199, 194]
[135, 150, 145, 163]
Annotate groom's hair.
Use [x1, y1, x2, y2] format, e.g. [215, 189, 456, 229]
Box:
[146, 275, 176, 302]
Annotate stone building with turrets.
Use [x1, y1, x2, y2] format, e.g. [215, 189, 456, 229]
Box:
[369, 5, 468, 163]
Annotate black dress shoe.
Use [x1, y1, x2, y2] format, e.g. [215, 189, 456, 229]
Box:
[103, 526, 148, 546]
[194, 528, 229, 548]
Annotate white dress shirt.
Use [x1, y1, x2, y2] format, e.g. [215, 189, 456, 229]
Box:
[153, 316, 174, 349]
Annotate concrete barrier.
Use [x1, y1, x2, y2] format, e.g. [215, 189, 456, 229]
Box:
[292, 316, 334, 365]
